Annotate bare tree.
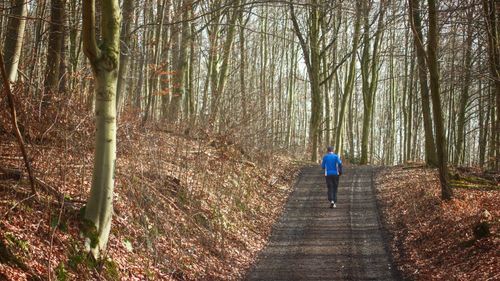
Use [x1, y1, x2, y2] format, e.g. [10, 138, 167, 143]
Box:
[2, 0, 28, 83]
[82, 0, 121, 257]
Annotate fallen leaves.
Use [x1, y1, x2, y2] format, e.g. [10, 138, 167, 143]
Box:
[0, 112, 300, 280]
[376, 166, 499, 280]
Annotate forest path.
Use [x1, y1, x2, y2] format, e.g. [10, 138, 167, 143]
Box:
[245, 166, 397, 281]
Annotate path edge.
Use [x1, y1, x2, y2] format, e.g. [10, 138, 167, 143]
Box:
[241, 164, 316, 280]
[372, 166, 408, 281]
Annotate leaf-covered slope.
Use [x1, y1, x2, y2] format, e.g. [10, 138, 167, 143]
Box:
[0, 117, 300, 280]
[376, 166, 499, 280]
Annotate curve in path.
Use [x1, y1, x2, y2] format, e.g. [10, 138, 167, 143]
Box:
[245, 166, 396, 281]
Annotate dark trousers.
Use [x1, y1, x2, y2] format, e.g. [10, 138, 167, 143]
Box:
[325, 175, 339, 202]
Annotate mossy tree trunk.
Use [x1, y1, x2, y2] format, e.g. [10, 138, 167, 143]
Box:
[82, 0, 121, 258]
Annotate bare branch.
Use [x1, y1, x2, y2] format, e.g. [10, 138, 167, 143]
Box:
[289, 3, 312, 71]
[82, 0, 100, 63]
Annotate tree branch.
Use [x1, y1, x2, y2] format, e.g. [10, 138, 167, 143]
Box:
[320, 51, 353, 86]
[0, 51, 37, 196]
[289, 3, 312, 72]
[82, 0, 100, 63]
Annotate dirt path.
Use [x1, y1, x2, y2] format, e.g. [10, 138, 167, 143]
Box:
[245, 166, 397, 281]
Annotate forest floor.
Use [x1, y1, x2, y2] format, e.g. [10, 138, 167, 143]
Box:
[0, 109, 302, 280]
[376, 165, 499, 280]
[0, 109, 499, 280]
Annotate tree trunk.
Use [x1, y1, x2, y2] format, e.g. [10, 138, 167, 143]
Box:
[58, 4, 68, 95]
[446, 24, 457, 162]
[408, 0, 438, 167]
[335, 0, 361, 152]
[43, 0, 65, 104]
[116, 0, 135, 113]
[482, 0, 500, 169]
[186, 17, 196, 123]
[489, 85, 496, 166]
[290, 2, 322, 161]
[238, 6, 248, 123]
[260, 11, 268, 143]
[360, 0, 371, 165]
[82, 0, 121, 258]
[287, 43, 298, 147]
[141, 5, 153, 122]
[427, 0, 452, 200]
[2, 0, 28, 83]
[68, 0, 81, 91]
[403, 23, 414, 163]
[347, 87, 355, 160]
[455, 7, 474, 165]
[360, 0, 385, 164]
[168, 0, 191, 122]
[209, 0, 240, 125]
[150, 0, 167, 121]
[479, 78, 488, 167]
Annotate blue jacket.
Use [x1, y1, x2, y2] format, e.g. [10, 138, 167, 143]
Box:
[321, 153, 342, 176]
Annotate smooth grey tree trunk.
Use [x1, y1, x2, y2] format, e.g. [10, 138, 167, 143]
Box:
[116, 0, 135, 113]
[3, 0, 28, 83]
[82, 0, 121, 258]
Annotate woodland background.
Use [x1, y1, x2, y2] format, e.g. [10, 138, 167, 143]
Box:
[0, 0, 499, 280]
[0, 0, 498, 166]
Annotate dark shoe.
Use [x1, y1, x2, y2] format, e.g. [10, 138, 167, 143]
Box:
[330, 202, 334, 208]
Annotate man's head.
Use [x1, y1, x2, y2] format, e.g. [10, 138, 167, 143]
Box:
[327, 146, 333, 152]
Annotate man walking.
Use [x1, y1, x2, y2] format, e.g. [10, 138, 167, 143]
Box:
[321, 146, 342, 208]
